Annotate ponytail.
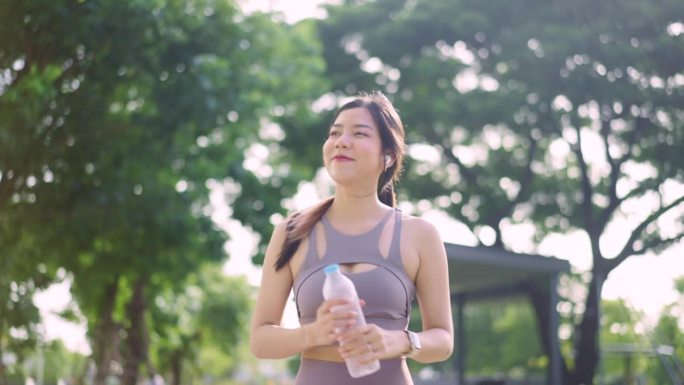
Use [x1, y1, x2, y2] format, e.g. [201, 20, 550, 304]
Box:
[378, 170, 397, 207]
[378, 150, 400, 207]
[274, 197, 334, 271]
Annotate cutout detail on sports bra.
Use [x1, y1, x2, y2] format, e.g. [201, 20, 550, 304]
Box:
[338, 262, 378, 274]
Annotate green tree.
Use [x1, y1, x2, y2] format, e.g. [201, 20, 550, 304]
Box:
[459, 298, 545, 379]
[20, 339, 88, 385]
[646, 276, 684, 384]
[311, 0, 684, 383]
[1, 0, 326, 384]
[150, 266, 252, 385]
[598, 299, 647, 383]
[0, 242, 51, 383]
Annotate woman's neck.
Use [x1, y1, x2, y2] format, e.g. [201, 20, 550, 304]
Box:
[328, 186, 387, 223]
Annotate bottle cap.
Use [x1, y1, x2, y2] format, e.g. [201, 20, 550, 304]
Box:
[323, 263, 340, 275]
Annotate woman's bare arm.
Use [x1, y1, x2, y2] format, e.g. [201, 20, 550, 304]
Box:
[408, 218, 454, 363]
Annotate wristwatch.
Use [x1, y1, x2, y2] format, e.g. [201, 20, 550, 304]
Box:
[405, 330, 422, 357]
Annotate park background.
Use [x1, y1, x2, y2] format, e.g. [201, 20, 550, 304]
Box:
[1, 0, 682, 384]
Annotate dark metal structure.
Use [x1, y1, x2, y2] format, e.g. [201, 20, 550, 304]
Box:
[445, 243, 571, 385]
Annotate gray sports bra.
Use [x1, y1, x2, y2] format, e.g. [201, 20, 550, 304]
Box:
[293, 208, 416, 331]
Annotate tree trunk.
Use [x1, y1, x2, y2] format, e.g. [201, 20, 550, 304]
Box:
[569, 272, 604, 385]
[93, 279, 119, 385]
[0, 332, 7, 385]
[145, 334, 158, 385]
[121, 278, 147, 385]
[170, 350, 183, 385]
[526, 281, 570, 384]
[0, 177, 13, 213]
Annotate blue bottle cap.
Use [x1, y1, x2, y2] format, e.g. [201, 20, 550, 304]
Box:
[323, 263, 340, 275]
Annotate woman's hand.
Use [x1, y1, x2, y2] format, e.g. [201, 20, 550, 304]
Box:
[306, 299, 359, 348]
[335, 298, 408, 364]
[336, 323, 400, 364]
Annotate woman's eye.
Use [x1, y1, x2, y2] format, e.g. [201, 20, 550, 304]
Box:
[328, 131, 340, 137]
[355, 132, 369, 137]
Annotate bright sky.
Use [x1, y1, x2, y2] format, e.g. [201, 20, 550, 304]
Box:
[33, 0, 683, 356]
[236, 0, 334, 23]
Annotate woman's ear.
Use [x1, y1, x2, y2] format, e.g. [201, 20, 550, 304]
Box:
[384, 154, 394, 168]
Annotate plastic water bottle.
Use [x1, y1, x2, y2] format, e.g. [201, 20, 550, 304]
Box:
[322, 263, 381, 378]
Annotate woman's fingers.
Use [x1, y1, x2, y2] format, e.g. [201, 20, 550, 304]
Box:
[337, 324, 388, 361]
[328, 305, 358, 331]
[338, 326, 372, 351]
[318, 299, 348, 315]
[312, 299, 361, 346]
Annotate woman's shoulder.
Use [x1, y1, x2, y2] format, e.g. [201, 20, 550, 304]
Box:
[400, 211, 441, 239]
[399, 212, 447, 267]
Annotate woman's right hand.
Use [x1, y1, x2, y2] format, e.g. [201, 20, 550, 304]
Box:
[306, 299, 358, 347]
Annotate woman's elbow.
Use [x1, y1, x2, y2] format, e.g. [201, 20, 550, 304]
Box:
[420, 330, 454, 363]
[249, 331, 268, 359]
[250, 341, 271, 359]
[442, 339, 454, 360]
[441, 331, 454, 360]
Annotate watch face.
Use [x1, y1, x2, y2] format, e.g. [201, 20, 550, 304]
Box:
[409, 331, 422, 350]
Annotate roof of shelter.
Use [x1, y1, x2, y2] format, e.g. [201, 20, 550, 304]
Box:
[444, 242, 571, 296]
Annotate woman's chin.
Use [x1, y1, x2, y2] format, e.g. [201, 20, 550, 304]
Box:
[328, 175, 356, 186]
[329, 177, 379, 191]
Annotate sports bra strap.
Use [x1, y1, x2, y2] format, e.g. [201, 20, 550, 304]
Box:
[387, 208, 403, 263]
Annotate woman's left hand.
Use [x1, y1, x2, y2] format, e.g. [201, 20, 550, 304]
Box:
[336, 323, 400, 364]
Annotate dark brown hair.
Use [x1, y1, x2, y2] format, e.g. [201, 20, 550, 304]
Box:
[274, 91, 406, 271]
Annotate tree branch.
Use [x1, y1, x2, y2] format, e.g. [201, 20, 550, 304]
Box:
[570, 115, 596, 234]
[617, 116, 645, 166]
[617, 177, 663, 206]
[423, 126, 479, 186]
[629, 234, 684, 258]
[437, 139, 478, 186]
[598, 116, 647, 230]
[607, 194, 684, 273]
[492, 129, 538, 246]
[597, 118, 620, 233]
[510, 131, 538, 208]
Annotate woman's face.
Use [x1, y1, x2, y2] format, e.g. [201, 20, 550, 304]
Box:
[323, 107, 385, 187]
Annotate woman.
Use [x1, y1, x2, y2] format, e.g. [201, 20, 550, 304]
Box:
[250, 91, 453, 384]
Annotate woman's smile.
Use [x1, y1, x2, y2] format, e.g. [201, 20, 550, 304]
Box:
[332, 155, 354, 162]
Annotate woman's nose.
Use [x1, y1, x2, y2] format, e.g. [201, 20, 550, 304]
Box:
[334, 133, 350, 148]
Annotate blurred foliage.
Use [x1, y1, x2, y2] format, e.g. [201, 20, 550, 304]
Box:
[408, 283, 683, 383]
[598, 299, 648, 381]
[459, 297, 546, 379]
[23, 339, 89, 385]
[0, 0, 325, 383]
[644, 277, 684, 384]
[1, 0, 682, 383]
[312, 0, 683, 382]
[149, 266, 253, 384]
[315, 0, 683, 247]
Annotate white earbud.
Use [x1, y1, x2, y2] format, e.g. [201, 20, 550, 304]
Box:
[384, 154, 392, 166]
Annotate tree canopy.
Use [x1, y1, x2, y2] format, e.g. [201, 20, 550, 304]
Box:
[1, 0, 682, 383]
[1, 0, 326, 383]
[307, 0, 684, 383]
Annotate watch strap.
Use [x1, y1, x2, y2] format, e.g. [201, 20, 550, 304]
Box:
[404, 330, 421, 358]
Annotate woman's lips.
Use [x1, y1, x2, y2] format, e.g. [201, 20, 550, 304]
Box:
[333, 156, 353, 161]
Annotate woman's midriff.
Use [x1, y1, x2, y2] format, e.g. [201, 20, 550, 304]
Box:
[301, 345, 346, 362]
